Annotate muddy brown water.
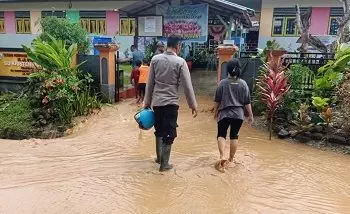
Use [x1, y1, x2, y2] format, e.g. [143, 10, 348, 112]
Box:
[1, 97, 350, 214]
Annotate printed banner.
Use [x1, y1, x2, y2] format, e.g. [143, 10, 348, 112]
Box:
[157, 4, 208, 41]
[0, 51, 35, 78]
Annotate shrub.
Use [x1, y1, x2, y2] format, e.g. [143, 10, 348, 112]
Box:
[144, 38, 158, 62]
[314, 43, 350, 100]
[257, 52, 290, 140]
[39, 16, 89, 54]
[312, 97, 330, 112]
[259, 40, 285, 62]
[283, 64, 313, 111]
[0, 94, 34, 139]
[23, 35, 100, 126]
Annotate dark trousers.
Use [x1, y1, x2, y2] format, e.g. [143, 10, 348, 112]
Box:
[217, 118, 243, 140]
[153, 105, 179, 145]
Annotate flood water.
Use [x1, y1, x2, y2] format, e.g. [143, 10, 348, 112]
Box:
[1, 97, 350, 214]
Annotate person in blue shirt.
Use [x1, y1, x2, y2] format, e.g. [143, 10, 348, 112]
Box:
[130, 45, 145, 68]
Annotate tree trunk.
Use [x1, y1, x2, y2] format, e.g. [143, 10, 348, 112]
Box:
[331, 0, 350, 50]
[296, 3, 311, 54]
[269, 117, 273, 141]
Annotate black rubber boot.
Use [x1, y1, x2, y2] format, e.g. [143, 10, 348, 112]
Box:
[155, 137, 162, 164]
[159, 143, 173, 172]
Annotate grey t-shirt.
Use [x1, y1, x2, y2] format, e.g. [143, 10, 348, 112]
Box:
[214, 78, 251, 122]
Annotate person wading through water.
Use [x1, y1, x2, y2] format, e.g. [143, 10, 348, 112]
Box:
[144, 35, 198, 172]
[214, 59, 254, 172]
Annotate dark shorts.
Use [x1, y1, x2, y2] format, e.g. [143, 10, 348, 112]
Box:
[138, 83, 146, 97]
[153, 105, 179, 145]
[217, 118, 243, 140]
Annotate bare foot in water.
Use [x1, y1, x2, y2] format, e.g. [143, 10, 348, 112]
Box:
[215, 160, 229, 173]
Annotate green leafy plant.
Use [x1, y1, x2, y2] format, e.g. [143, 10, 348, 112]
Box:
[23, 35, 100, 125]
[283, 64, 313, 111]
[144, 38, 159, 62]
[73, 89, 101, 116]
[266, 39, 284, 50]
[314, 70, 343, 98]
[39, 16, 89, 54]
[315, 43, 350, 100]
[193, 49, 209, 67]
[312, 97, 330, 112]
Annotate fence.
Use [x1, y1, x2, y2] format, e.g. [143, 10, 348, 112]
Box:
[239, 52, 334, 93]
[77, 55, 101, 94]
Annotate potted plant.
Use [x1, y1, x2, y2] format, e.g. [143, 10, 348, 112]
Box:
[260, 40, 286, 62]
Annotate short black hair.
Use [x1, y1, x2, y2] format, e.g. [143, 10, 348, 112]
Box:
[135, 60, 142, 67]
[131, 45, 136, 50]
[142, 59, 149, 65]
[227, 59, 241, 78]
[167, 35, 182, 48]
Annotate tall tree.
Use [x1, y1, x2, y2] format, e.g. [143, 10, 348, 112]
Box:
[331, 0, 350, 50]
[295, 3, 328, 53]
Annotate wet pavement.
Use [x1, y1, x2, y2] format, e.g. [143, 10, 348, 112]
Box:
[1, 70, 350, 213]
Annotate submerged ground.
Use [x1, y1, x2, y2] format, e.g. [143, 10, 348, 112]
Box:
[1, 70, 350, 213]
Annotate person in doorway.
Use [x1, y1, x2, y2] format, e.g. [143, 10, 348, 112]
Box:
[137, 59, 150, 104]
[130, 60, 141, 100]
[144, 35, 198, 172]
[214, 59, 254, 171]
[130, 45, 144, 68]
[154, 41, 165, 55]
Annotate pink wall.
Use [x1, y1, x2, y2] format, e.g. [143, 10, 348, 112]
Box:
[106, 11, 120, 36]
[4, 11, 16, 34]
[310, 7, 330, 35]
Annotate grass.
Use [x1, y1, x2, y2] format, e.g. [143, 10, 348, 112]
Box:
[0, 93, 34, 139]
[119, 63, 132, 87]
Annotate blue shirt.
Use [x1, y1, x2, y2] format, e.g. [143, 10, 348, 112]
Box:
[132, 50, 144, 67]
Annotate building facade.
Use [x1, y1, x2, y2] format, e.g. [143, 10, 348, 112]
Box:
[0, 1, 137, 54]
[258, 0, 343, 51]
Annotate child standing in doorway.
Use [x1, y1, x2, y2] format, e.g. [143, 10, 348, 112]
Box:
[137, 59, 150, 104]
[131, 60, 141, 100]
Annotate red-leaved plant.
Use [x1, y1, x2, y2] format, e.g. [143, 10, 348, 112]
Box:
[257, 52, 290, 140]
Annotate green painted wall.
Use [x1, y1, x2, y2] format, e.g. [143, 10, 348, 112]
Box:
[66, 10, 80, 23]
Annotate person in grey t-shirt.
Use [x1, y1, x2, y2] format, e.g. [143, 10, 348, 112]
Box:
[214, 59, 254, 170]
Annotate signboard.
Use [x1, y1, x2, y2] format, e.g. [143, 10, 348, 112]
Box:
[157, 4, 208, 41]
[0, 50, 35, 78]
[137, 16, 163, 37]
[145, 17, 156, 33]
